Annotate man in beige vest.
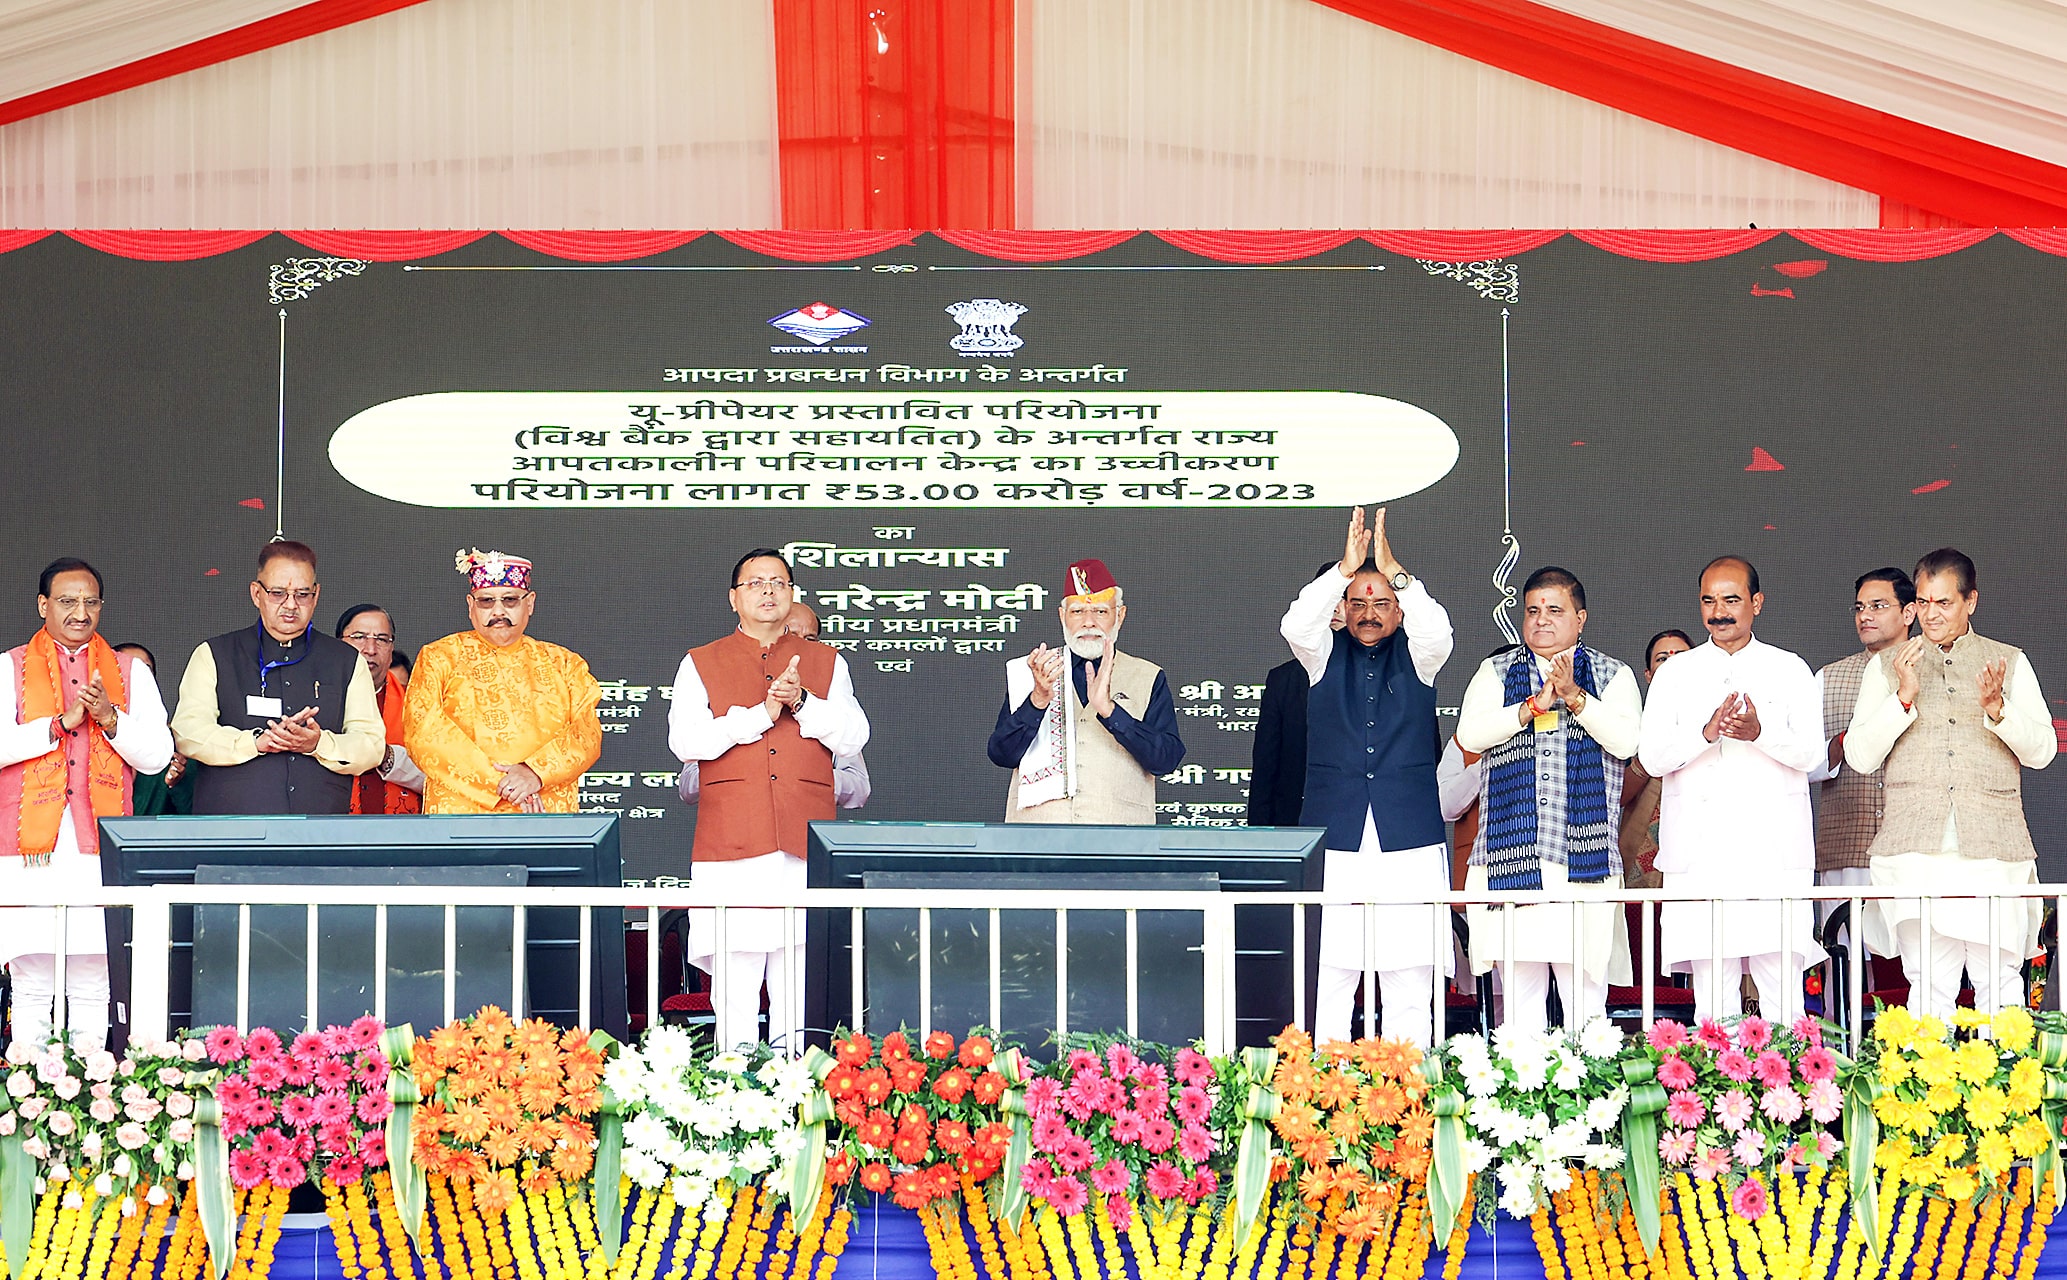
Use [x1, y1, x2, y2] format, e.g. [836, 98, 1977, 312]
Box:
[988, 558, 1185, 823]
[1848, 548, 2056, 1016]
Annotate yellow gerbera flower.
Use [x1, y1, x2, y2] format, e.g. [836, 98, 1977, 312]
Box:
[1952, 1008, 1992, 1031]
[1941, 1169, 1978, 1202]
[1930, 1132, 1968, 1163]
[1963, 1086, 2009, 1131]
[1954, 1039, 1998, 1085]
[1976, 1131, 2014, 1178]
[1992, 1006, 2035, 1054]
[2010, 1116, 2052, 1159]
[1922, 1081, 1963, 1115]
[1875, 1136, 1915, 1170]
[1874, 1006, 1920, 1051]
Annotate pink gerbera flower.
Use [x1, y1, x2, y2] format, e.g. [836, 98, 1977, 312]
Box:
[1732, 1179, 1769, 1221]
[1735, 1016, 1771, 1052]
[1691, 1148, 1733, 1182]
[1751, 1051, 1791, 1089]
[1032, 1113, 1068, 1151]
[1694, 1019, 1731, 1051]
[1659, 1131, 1698, 1166]
[1141, 1118, 1176, 1154]
[312, 1092, 351, 1125]
[1090, 1158, 1130, 1195]
[268, 1152, 307, 1188]
[1174, 1086, 1211, 1124]
[1174, 1048, 1214, 1087]
[1186, 1171, 1219, 1201]
[1714, 1090, 1754, 1133]
[1791, 1017, 1822, 1049]
[321, 1026, 355, 1056]
[1805, 1080, 1842, 1124]
[291, 1032, 327, 1060]
[1732, 1130, 1766, 1167]
[1145, 1161, 1185, 1199]
[1057, 1087, 1094, 1122]
[349, 1016, 383, 1050]
[1815, 1132, 1840, 1160]
[1111, 1110, 1145, 1144]
[1106, 1195, 1133, 1231]
[205, 1026, 245, 1065]
[326, 1155, 365, 1186]
[359, 1128, 387, 1166]
[1799, 1047, 1837, 1084]
[1665, 1091, 1705, 1128]
[281, 1055, 316, 1087]
[1065, 1050, 1102, 1078]
[1657, 1056, 1697, 1090]
[1105, 1045, 1139, 1080]
[1716, 1050, 1753, 1083]
[1046, 1175, 1088, 1216]
[1760, 1086, 1803, 1124]
[215, 1078, 257, 1110]
[1056, 1134, 1095, 1174]
[314, 1059, 353, 1091]
[229, 1149, 268, 1189]
[355, 1051, 389, 1090]
[247, 1058, 286, 1090]
[1647, 1021, 1690, 1052]
[1177, 1124, 1217, 1163]
[244, 1027, 283, 1061]
[1022, 1158, 1055, 1197]
[252, 1127, 289, 1160]
[1024, 1077, 1062, 1114]
[280, 1095, 317, 1130]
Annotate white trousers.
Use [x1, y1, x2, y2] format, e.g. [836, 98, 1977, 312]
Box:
[7, 953, 111, 1052]
[695, 946, 803, 1054]
[1688, 953, 1802, 1025]
[1893, 921, 2024, 1019]
[1316, 963, 1434, 1048]
[1503, 962, 1606, 1033]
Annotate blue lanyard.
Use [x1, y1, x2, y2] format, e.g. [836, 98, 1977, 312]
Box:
[257, 621, 311, 695]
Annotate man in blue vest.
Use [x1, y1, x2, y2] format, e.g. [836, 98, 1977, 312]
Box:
[1281, 507, 1454, 1046]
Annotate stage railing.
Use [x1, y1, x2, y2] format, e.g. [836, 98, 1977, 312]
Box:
[14, 883, 2064, 1055]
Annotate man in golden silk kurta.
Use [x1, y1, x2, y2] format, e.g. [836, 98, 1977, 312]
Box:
[404, 550, 602, 814]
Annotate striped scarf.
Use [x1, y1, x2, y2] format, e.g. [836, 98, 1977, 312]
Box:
[1482, 646, 1613, 890]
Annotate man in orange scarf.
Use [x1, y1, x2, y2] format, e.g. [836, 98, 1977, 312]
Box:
[336, 604, 423, 814]
[0, 559, 173, 1051]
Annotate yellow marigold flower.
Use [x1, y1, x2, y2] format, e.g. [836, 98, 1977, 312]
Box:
[1878, 1048, 1914, 1085]
[1955, 1039, 1998, 1085]
[1992, 1006, 2035, 1054]
[1976, 1131, 2014, 1178]
[1963, 1086, 2009, 1131]
[1876, 1136, 1915, 1170]
[1941, 1169, 1978, 1202]
[1930, 1132, 1968, 1163]
[1922, 1082, 1963, 1115]
[1875, 1006, 1919, 1050]
[1952, 1008, 1991, 1030]
[2010, 1117, 2052, 1159]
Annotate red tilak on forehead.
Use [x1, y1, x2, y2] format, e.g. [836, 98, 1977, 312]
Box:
[1360, 582, 1379, 597]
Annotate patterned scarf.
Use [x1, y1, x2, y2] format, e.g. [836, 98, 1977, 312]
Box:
[1482, 646, 1612, 890]
[15, 630, 129, 862]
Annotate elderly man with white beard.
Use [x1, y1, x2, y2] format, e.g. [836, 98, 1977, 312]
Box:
[987, 558, 1185, 823]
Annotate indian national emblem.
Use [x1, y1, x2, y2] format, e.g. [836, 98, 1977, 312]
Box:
[945, 298, 1027, 357]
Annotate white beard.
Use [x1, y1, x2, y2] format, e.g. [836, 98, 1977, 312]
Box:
[1064, 626, 1115, 660]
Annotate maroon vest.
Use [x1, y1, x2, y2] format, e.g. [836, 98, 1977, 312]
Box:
[688, 630, 837, 862]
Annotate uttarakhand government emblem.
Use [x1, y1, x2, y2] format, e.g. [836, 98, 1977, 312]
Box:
[768, 301, 871, 345]
[945, 298, 1027, 356]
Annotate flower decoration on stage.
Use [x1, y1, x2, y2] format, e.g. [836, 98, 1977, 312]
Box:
[1018, 1035, 1228, 1229]
[1431, 1018, 1630, 1221]
[818, 1028, 1014, 1211]
[1265, 1027, 1434, 1239]
[202, 1017, 394, 1191]
[603, 1027, 813, 1210]
[1641, 1014, 1842, 1215]
[410, 1005, 606, 1215]
[1, 1034, 206, 1205]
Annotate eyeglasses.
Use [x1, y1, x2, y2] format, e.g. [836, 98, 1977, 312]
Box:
[735, 578, 794, 593]
[343, 631, 396, 647]
[50, 596, 104, 610]
[256, 586, 318, 605]
[1853, 601, 1899, 614]
[470, 593, 530, 609]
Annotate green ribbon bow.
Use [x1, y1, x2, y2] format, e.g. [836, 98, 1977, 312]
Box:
[1832, 1047, 1882, 1261]
[787, 1046, 840, 1224]
[1617, 1057, 1669, 1255]
[379, 1024, 427, 1256]
[2030, 1028, 2067, 1205]
[193, 1088, 236, 1279]
[992, 1050, 1037, 1231]
[1231, 1046, 1282, 1240]
[1425, 1056, 1472, 1245]
[587, 1031, 624, 1266]
[2, 1119, 32, 1280]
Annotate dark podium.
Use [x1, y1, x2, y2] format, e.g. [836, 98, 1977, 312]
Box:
[100, 814, 625, 1040]
[806, 821, 1324, 1050]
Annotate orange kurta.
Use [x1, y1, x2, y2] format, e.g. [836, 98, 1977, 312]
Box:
[402, 632, 602, 814]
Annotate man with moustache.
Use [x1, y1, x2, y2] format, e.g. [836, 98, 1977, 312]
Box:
[1283, 507, 1453, 1046]
[1248, 563, 1343, 827]
[337, 604, 424, 814]
[670, 549, 870, 1049]
[404, 550, 602, 814]
[1456, 567, 1641, 1031]
[989, 558, 1184, 824]
[1620, 630, 1692, 890]
[173, 542, 383, 815]
[1848, 549, 2055, 1016]
[1, 560, 174, 1049]
[1639, 557, 1824, 1023]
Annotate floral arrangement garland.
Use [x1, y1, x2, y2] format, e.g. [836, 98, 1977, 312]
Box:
[818, 1029, 1013, 1210]
[410, 1006, 606, 1215]
[605, 1028, 814, 1208]
[1021, 1037, 1223, 1225]
[3, 1037, 204, 1204]
[202, 1018, 394, 1190]
[1644, 1015, 1843, 1216]
[1858, 1005, 2056, 1203]
[1264, 1027, 1433, 1239]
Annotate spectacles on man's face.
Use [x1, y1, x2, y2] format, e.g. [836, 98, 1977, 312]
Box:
[343, 631, 396, 647]
[50, 596, 104, 611]
[735, 578, 794, 594]
[470, 593, 530, 610]
[1853, 600, 1899, 615]
[256, 585, 319, 606]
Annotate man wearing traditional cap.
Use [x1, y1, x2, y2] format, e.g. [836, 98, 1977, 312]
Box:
[1284, 508, 1454, 1047]
[1, 559, 174, 1050]
[403, 550, 602, 814]
[669, 549, 871, 1050]
[988, 557, 1185, 824]
[173, 541, 384, 815]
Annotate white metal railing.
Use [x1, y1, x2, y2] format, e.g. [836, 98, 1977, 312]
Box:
[10, 883, 2063, 1055]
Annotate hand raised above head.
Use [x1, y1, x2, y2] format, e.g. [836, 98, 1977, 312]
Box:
[1340, 507, 1371, 577]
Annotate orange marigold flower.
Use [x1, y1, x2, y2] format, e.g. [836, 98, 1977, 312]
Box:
[1271, 1026, 1314, 1058]
[1272, 1056, 1319, 1104]
[1359, 1083, 1407, 1126]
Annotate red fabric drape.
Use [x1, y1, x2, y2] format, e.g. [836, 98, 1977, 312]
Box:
[65, 231, 269, 260]
[1364, 231, 1564, 260]
[1155, 231, 1361, 263]
[1570, 229, 1778, 262]
[0, 1, 436, 130]
[0, 232, 52, 254]
[772, 0, 1014, 230]
[937, 231, 1136, 260]
[1313, 0, 2067, 229]
[1791, 229, 1996, 261]
[288, 231, 489, 259]
[2006, 230, 2067, 256]
[502, 232, 704, 261]
[715, 231, 920, 261]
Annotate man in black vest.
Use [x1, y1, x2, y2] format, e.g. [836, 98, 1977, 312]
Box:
[172, 541, 383, 814]
[1281, 507, 1454, 1046]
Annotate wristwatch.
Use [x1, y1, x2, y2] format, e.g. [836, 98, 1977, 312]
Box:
[1389, 570, 1412, 590]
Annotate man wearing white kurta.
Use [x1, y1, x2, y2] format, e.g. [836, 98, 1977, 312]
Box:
[1847, 548, 2055, 1017]
[1457, 568, 1640, 1032]
[1, 560, 173, 1051]
[1639, 556, 1824, 1024]
[1285, 507, 1454, 1047]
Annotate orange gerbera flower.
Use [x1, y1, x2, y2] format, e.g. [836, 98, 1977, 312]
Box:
[1368, 1038, 1421, 1078]
[446, 1065, 490, 1100]
[1293, 1133, 1333, 1166]
[472, 1174, 515, 1217]
[425, 1024, 471, 1070]
[1271, 1100, 1322, 1143]
[473, 1006, 517, 1041]
[1271, 1026, 1314, 1058]
[517, 1075, 564, 1113]
[482, 1128, 522, 1166]
[551, 1143, 594, 1180]
[517, 1120, 557, 1155]
[514, 1018, 560, 1052]
[450, 1103, 492, 1144]
[1397, 1110, 1435, 1149]
[1359, 1083, 1407, 1126]
[1334, 1170, 1375, 1202]
[559, 1119, 594, 1149]
[1395, 1147, 1431, 1181]
[520, 1167, 558, 1196]
[1313, 1069, 1358, 1112]
[1326, 1109, 1365, 1144]
[1272, 1055, 1319, 1104]
[558, 1027, 588, 1052]
[1297, 1167, 1334, 1206]
[1366, 1143, 1396, 1171]
[1337, 1205, 1378, 1240]
[563, 1085, 601, 1116]
[481, 1091, 523, 1131]
[478, 1044, 520, 1085]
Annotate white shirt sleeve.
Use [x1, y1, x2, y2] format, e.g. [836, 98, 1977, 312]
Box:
[1805, 669, 1839, 784]
[0, 653, 61, 768]
[1638, 660, 1716, 778]
[1990, 652, 2056, 769]
[834, 752, 872, 809]
[1741, 655, 1825, 775]
[795, 655, 871, 758]
[381, 742, 428, 794]
[667, 650, 776, 763]
[1396, 579, 1455, 686]
[1844, 653, 1913, 775]
[109, 658, 174, 776]
[1454, 658, 1521, 755]
[1573, 663, 1643, 761]
[1436, 736, 1481, 822]
[1280, 569, 1349, 686]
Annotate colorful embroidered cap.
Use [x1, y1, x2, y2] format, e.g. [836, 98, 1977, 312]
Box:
[1064, 558, 1118, 602]
[455, 548, 533, 592]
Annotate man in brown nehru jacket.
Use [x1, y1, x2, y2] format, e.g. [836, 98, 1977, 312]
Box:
[1808, 569, 1914, 939]
[668, 548, 870, 1052]
[1848, 548, 2056, 1017]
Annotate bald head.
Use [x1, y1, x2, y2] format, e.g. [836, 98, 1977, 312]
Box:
[784, 601, 821, 642]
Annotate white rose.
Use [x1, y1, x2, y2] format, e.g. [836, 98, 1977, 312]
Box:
[0, 1113, 14, 1137]
[53, 1076, 81, 1100]
[21, 1137, 48, 1162]
[177, 1160, 195, 1181]
[147, 1185, 169, 1207]
[169, 1120, 195, 1144]
[93, 1173, 114, 1197]
[114, 1153, 135, 1179]
[6, 1071, 33, 1099]
[166, 1093, 193, 1119]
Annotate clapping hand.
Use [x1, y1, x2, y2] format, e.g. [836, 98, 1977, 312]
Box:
[1979, 658, 2008, 721]
[1891, 637, 1925, 708]
[1720, 694, 1762, 741]
[1087, 635, 1117, 718]
[1026, 643, 1065, 710]
[765, 656, 804, 717]
[258, 707, 321, 753]
[1340, 507, 1371, 576]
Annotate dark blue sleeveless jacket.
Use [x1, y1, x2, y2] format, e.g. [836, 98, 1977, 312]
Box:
[1299, 627, 1444, 851]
